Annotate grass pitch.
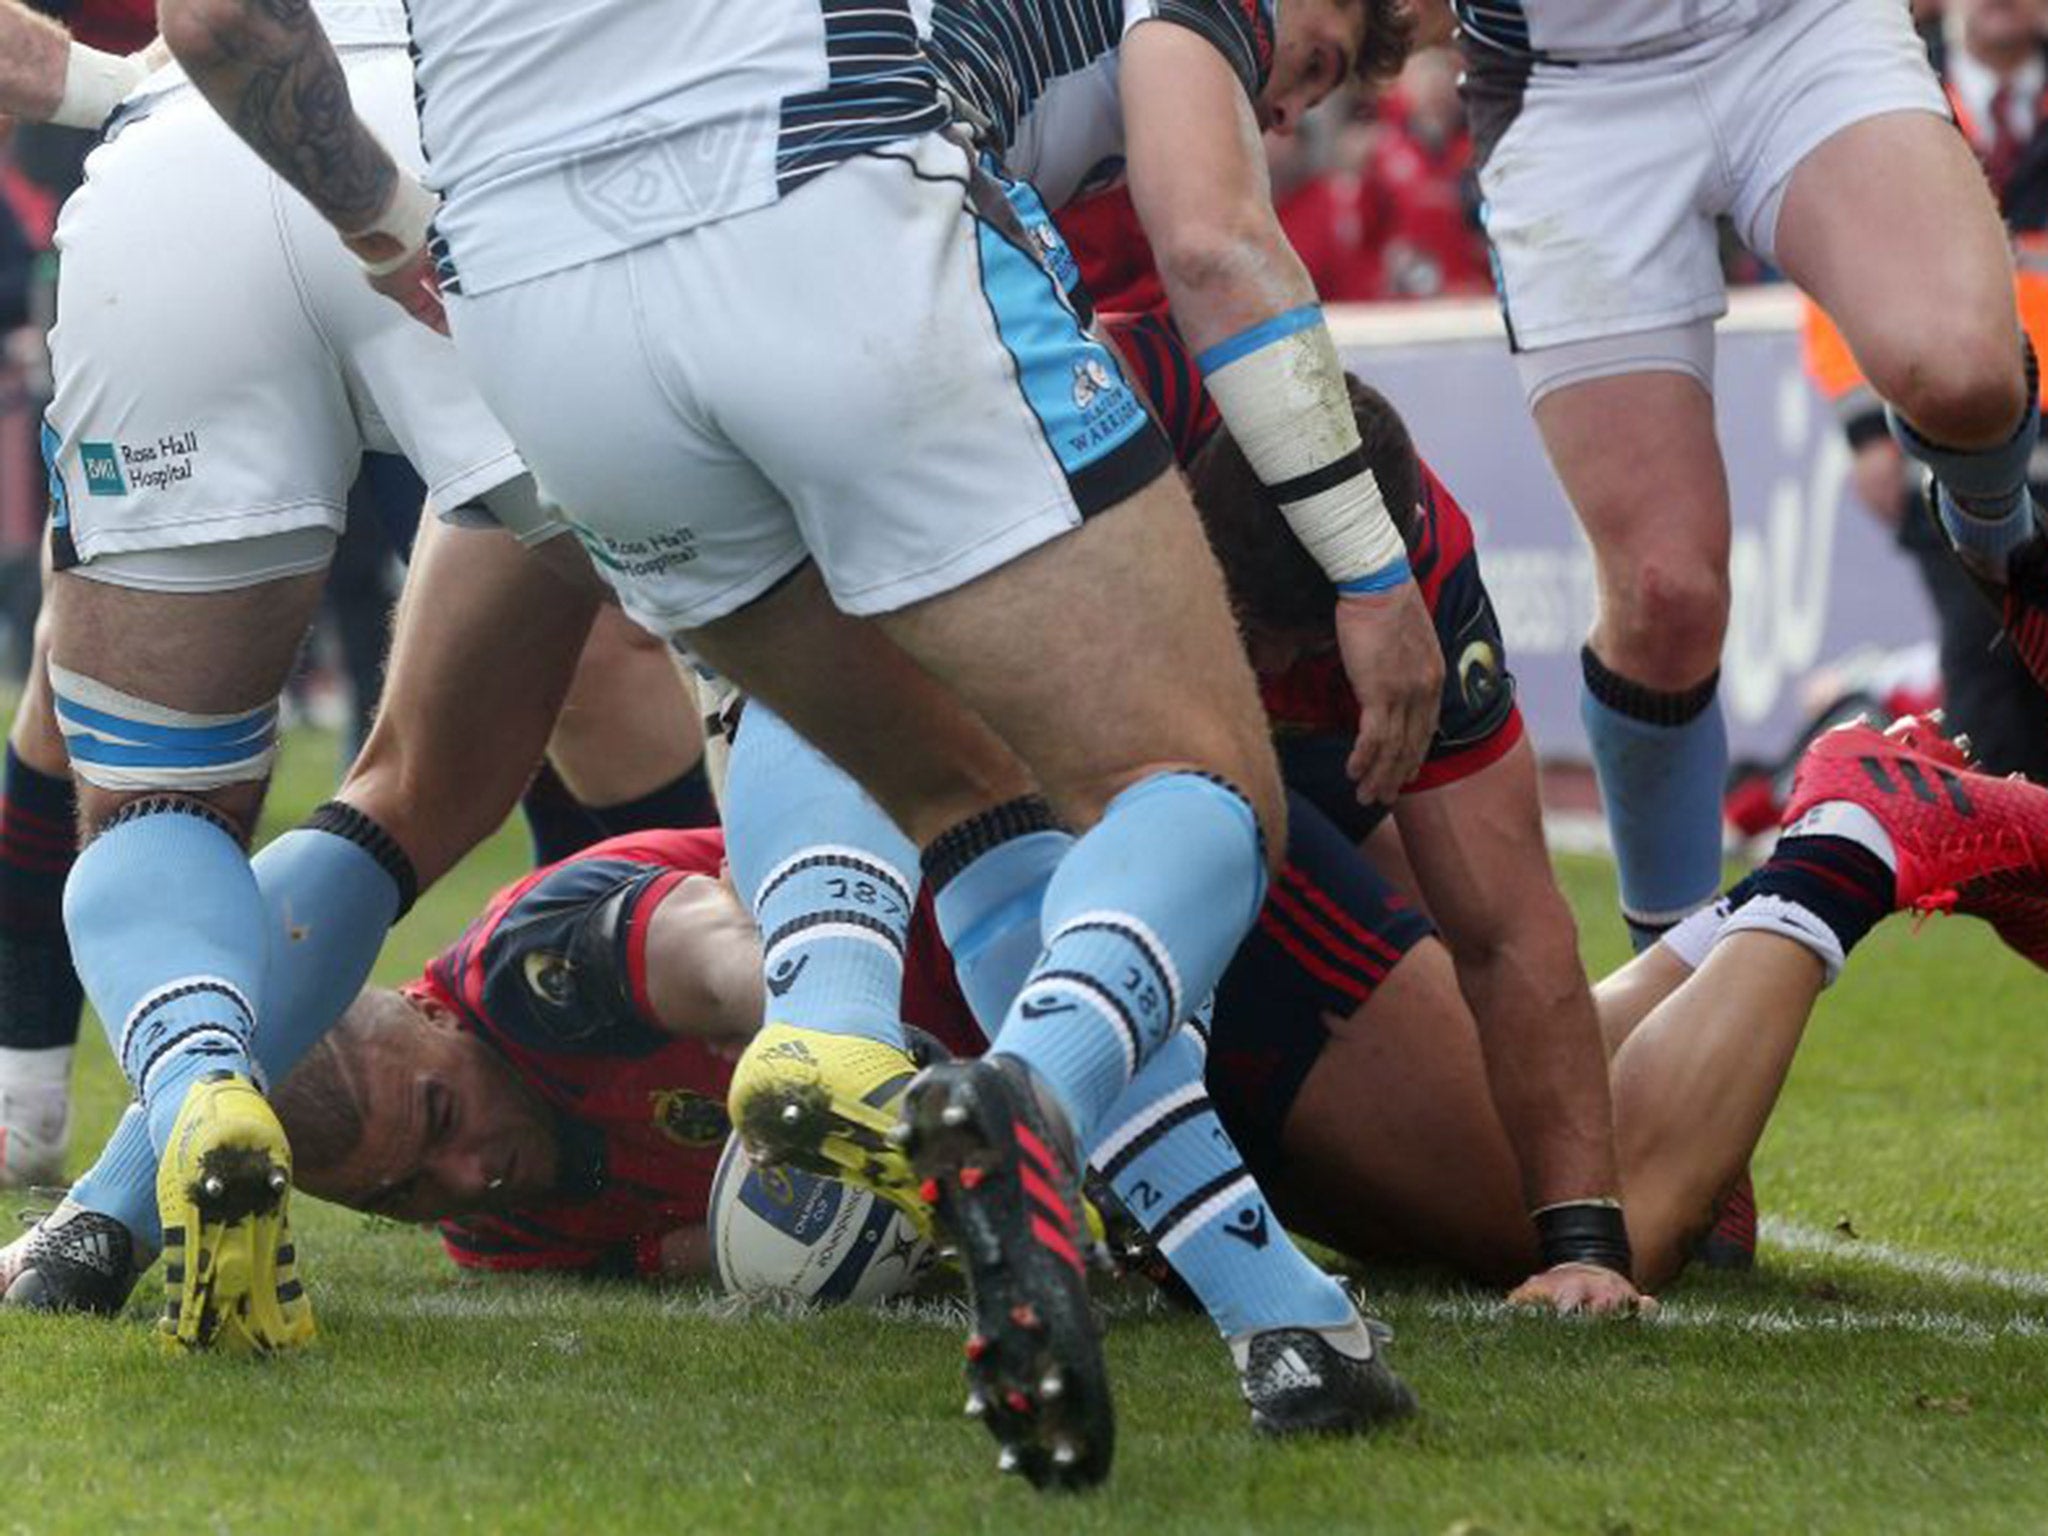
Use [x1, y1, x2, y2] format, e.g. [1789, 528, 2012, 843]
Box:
[6, 731, 2048, 1535]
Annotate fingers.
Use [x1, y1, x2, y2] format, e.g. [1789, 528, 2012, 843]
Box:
[1346, 687, 1437, 805]
[368, 261, 450, 335]
[1505, 1265, 1657, 1317]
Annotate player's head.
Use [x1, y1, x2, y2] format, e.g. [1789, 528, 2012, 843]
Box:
[274, 986, 561, 1223]
[1260, 0, 1414, 136]
[1186, 373, 1421, 670]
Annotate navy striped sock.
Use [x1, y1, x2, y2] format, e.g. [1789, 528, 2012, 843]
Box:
[0, 748, 82, 1051]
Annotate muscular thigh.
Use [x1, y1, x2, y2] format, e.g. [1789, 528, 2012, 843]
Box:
[879, 469, 1277, 833]
[1273, 944, 1535, 1284]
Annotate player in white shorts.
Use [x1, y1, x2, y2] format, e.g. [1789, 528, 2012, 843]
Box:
[1459, 0, 2048, 954]
[0, 0, 648, 1357]
[160, 0, 1444, 1487]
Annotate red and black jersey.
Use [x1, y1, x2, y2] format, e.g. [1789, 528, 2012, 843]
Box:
[421, 830, 977, 1277]
[1256, 463, 1525, 795]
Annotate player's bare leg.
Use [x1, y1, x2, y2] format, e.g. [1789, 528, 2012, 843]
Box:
[1777, 109, 2048, 691]
[1533, 371, 1734, 950]
[1271, 941, 1536, 1284]
[540, 602, 711, 837]
[1609, 936, 1822, 1288]
[691, 471, 1292, 1485]
[45, 568, 329, 1350]
[336, 515, 604, 890]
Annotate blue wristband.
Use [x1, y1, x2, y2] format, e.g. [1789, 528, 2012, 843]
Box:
[1335, 556, 1413, 596]
[1195, 305, 1323, 375]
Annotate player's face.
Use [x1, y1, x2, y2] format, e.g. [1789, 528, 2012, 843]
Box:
[1259, 0, 1366, 136]
[302, 996, 562, 1224]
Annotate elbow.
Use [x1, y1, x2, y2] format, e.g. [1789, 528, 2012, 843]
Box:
[1150, 212, 1296, 307]
[159, 0, 247, 76]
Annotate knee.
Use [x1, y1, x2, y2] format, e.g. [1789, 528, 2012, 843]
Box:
[1592, 555, 1729, 689]
[1872, 329, 2029, 449]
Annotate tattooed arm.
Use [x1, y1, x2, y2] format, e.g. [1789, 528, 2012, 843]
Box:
[160, 0, 446, 326]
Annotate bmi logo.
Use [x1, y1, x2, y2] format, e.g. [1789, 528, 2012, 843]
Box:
[78, 442, 126, 498]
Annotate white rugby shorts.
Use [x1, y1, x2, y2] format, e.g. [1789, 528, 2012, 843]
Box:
[441, 132, 1171, 636]
[1467, 0, 1948, 359]
[41, 49, 525, 589]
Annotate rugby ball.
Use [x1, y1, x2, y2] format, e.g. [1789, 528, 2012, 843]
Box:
[709, 1133, 934, 1306]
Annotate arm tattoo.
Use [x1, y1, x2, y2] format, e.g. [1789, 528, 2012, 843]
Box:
[173, 0, 397, 233]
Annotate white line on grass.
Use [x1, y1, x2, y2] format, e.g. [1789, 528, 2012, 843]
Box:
[1418, 1294, 2048, 1344]
[1761, 1217, 2048, 1301]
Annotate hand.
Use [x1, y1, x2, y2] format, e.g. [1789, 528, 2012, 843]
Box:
[1335, 580, 1443, 804]
[1506, 1262, 1657, 1317]
[356, 242, 449, 335]
[343, 173, 447, 334]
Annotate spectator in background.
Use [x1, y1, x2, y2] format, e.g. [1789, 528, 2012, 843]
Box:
[1350, 48, 1491, 301]
[1268, 49, 1493, 305]
[1803, 0, 2048, 781]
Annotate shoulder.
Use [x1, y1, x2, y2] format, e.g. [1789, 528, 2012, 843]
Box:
[1130, 0, 1277, 98]
[460, 846, 713, 1060]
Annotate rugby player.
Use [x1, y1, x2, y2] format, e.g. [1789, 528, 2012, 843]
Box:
[0, 508, 714, 1193]
[161, 0, 1445, 1484]
[0, 0, 693, 1358]
[1455, 0, 2048, 951]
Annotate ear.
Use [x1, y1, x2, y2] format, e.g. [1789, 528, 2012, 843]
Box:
[413, 992, 461, 1033]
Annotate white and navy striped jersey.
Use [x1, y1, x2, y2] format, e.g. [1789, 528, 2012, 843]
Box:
[927, 0, 1275, 210]
[1454, 0, 1792, 62]
[402, 0, 950, 296]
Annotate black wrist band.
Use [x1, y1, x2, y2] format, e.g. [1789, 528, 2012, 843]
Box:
[1533, 1200, 1633, 1276]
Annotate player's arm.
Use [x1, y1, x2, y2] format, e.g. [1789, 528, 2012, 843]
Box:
[1391, 739, 1650, 1312]
[158, 0, 444, 327]
[1119, 21, 1441, 804]
[0, 0, 157, 125]
[639, 867, 765, 1054]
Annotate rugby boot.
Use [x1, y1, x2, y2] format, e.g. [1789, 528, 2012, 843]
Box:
[155, 1072, 314, 1353]
[1783, 715, 2048, 968]
[1694, 1172, 1758, 1272]
[1, 1196, 139, 1315]
[0, 1079, 68, 1190]
[729, 1024, 932, 1237]
[902, 1056, 1113, 1491]
[1233, 1312, 1418, 1437]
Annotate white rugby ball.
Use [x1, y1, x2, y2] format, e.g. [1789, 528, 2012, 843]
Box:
[709, 1133, 934, 1306]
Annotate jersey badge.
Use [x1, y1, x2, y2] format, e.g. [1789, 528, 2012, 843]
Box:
[651, 1088, 731, 1148]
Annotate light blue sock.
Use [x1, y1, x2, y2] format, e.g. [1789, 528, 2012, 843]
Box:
[1892, 383, 2041, 578]
[67, 1104, 161, 1256]
[64, 806, 262, 1154]
[723, 702, 915, 1045]
[927, 807, 1072, 1041]
[1093, 1025, 1351, 1338]
[1580, 651, 1727, 950]
[66, 824, 402, 1254]
[250, 826, 403, 1076]
[994, 772, 1266, 1146]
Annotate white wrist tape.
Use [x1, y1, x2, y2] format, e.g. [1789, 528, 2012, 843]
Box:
[51, 43, 143, 130]
[345, 173, 439, 277]
[1199, 306, 1409, 590]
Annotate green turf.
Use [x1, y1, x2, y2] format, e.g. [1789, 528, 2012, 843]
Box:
[6, 733, 2047, 1535]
